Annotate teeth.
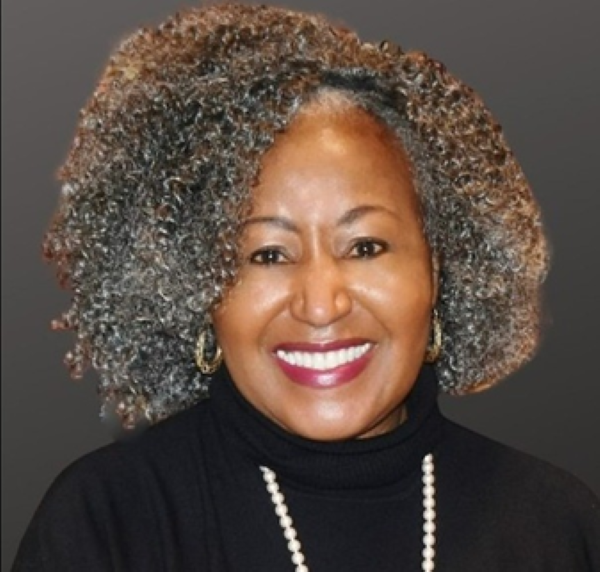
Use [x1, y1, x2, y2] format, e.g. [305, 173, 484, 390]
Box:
[276, 343, 372, 371]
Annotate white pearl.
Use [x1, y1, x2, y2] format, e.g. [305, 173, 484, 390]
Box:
[423, 473, 435, 485]
[275, 504, 288, 517]
[422, 546, 435, 560]
[423, 533, 435, 546]
[291, 551, 305, 565]
[296, 565, 309, 572]
[423, 521, 436, 534]
[423, 559, 435, 571]
[423, 496, 435, 509]
[261, 469, 275, 483]
[280, 515, 293, 528]
[423, 485, 435, 497]
[284, 527, 297, 540]
[267, 482, 279, 494]
[272, 492, 285, 504]
[288, 539, 302, 552]
[423, 508, 436, 520]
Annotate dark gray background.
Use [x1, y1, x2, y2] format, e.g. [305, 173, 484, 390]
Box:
[3, 0, 599, 568]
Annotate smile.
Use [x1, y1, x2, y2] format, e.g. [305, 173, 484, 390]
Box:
[275, 343, 372, 371]
[273, 341, 374, 389]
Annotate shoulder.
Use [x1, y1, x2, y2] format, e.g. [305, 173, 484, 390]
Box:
[31, 397, 213, 521]
[440, 419, 599, 507]
[54, 396, 213, 494]
[437, 419, 600, 567]
[12, 399, 214, 571]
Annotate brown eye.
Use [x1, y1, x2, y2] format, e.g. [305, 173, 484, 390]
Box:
[249, 248, 288, 265]
[349, 240, 388, 259]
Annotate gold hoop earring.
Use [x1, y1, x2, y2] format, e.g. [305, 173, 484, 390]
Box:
[195, 328, 223, 375]
[424, 309, 442, 363]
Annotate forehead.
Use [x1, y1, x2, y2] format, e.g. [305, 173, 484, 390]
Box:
[271, 103, 407, 160]
[250, 104, 418, 215]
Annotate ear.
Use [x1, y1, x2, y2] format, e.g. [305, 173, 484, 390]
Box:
[430, 253, 440, 308]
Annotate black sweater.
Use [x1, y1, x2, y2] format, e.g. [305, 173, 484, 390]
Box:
[13, 367, 600, 571]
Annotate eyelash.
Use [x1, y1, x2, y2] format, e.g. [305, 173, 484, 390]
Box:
[348, 239, 388, 259]
[249, 239, 388, 265]
[249, 248, 288, 265]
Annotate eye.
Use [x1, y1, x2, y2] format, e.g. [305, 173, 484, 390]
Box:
[348, 239, 388, 259]
[249, 248, 289, 265]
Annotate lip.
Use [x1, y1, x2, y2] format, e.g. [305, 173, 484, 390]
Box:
[272, 339, 375, 389]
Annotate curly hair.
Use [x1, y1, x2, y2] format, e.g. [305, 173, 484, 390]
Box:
[44, 3, 549, 427]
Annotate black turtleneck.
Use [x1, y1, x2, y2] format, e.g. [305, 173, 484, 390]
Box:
[13, 367, 600, 571]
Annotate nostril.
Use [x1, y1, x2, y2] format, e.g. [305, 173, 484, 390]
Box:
[290, 268, 352, 326]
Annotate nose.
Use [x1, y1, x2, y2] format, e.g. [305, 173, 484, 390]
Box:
[290, 256, 353, 327]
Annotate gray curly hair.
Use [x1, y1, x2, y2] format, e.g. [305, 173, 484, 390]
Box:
[44, 3, 549, 427]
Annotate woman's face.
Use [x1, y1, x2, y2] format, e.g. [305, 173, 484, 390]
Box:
[212, 104, 437, 441]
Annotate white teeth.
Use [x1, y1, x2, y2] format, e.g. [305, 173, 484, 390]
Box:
[324, 351, 337, 370]
[342, 348, 350, 364]
[276, 343, 372, 371]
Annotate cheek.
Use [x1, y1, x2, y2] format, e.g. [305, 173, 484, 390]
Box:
[351, 261, 434, 316]
[212, 273, 289, 351]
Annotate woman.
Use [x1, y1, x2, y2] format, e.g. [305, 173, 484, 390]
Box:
[13, 3, 600, 571]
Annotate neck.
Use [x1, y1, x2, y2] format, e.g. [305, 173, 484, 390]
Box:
[209, 364, 444, 491]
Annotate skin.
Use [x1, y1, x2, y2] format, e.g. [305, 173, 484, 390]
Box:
[212, 104, 438, 441]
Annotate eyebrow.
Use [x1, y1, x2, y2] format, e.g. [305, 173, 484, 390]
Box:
[336, 205, 398, 226]
[243, 205, 398, 233]
[243, 216, 300, 233]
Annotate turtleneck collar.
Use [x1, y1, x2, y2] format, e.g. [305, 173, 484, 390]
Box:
[209, 365, 444, 493]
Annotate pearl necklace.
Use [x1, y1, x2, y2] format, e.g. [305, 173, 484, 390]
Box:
[260, 453, 436, 571]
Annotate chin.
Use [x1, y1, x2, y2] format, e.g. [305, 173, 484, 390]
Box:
[291, 426, 358, 442]
[281, 416, 382, 442]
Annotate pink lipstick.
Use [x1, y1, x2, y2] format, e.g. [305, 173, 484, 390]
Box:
[273, 339, 374, 389]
